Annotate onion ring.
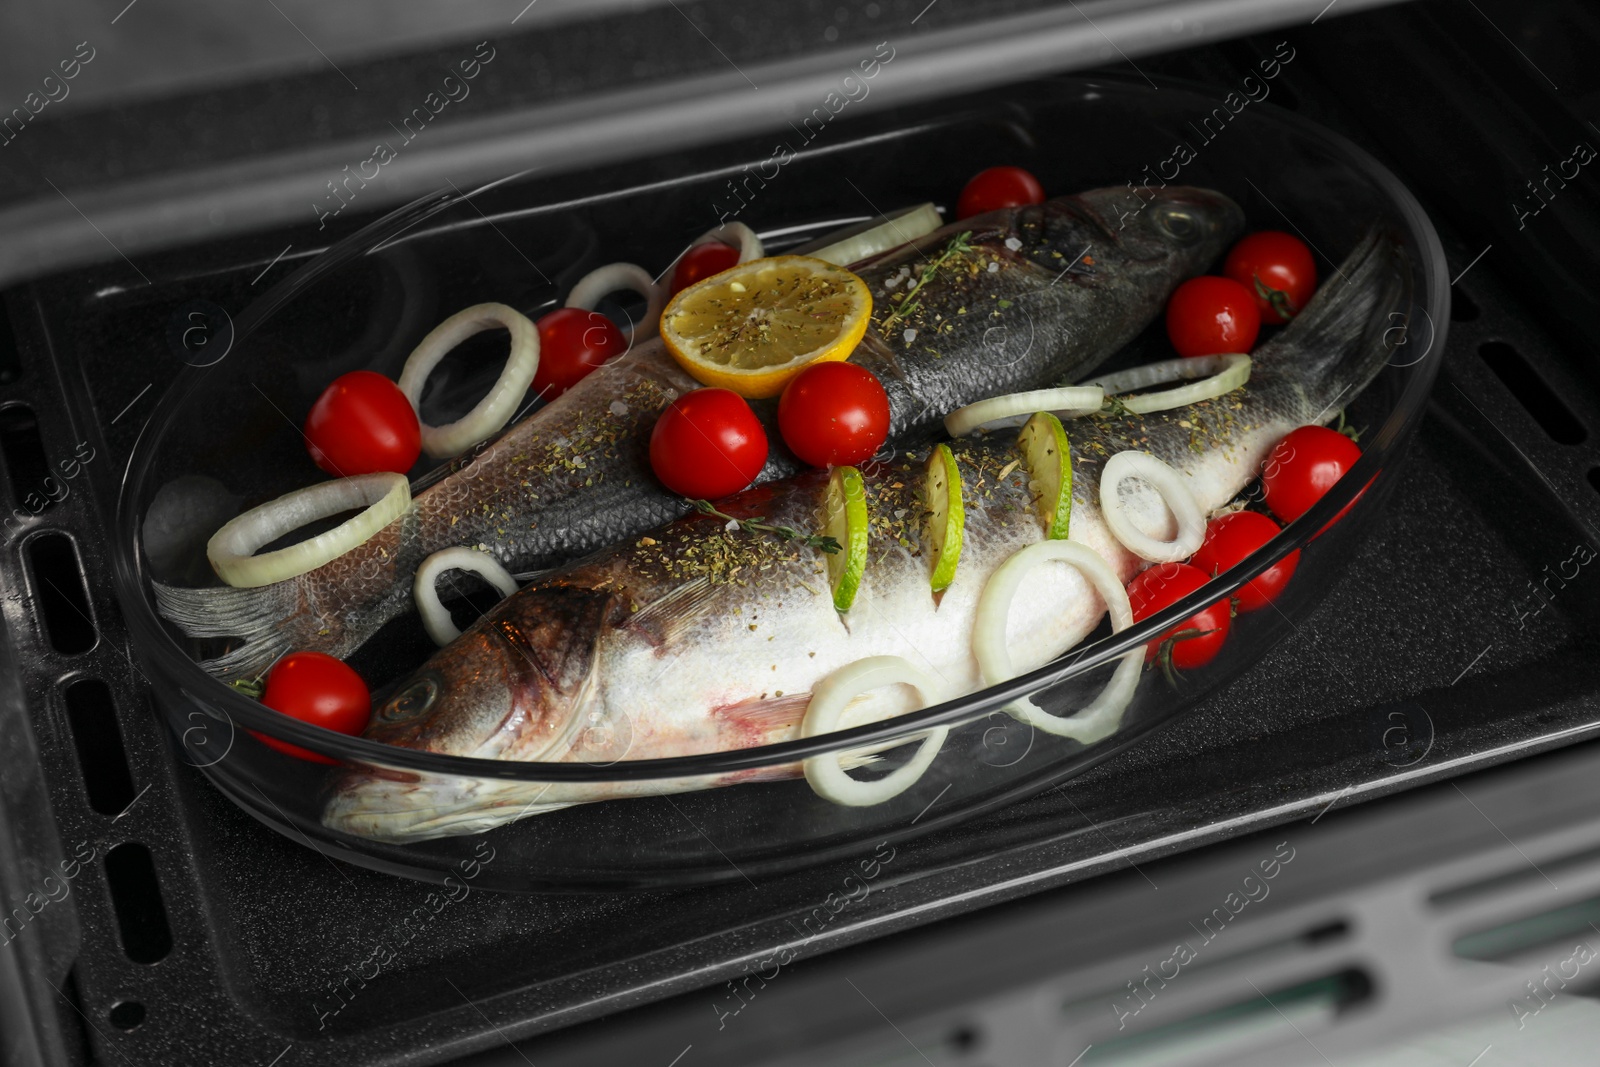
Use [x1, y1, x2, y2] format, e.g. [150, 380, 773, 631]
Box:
[944, 386, 1104, 437]
[801, 656, 948, 806]
[974, 539, 1141, 743]
[804, 203, 943, 266]
[565, 262, 664, 343]
[397, 302, 539, 460]
[687, 221, 764, 266]
[413, 547, 520, 646]
[1099, 451, 1205, 563]
[207, 473, 410, 589]
[1087, 354, 1251, 415]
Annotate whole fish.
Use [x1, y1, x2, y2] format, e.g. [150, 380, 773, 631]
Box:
[158, 187, 1242, 679]
[324, 229, 1405, 843]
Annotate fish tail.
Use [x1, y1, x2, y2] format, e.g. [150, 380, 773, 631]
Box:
[152, 580, 301, 680]
[1270, 226, 1410, 419]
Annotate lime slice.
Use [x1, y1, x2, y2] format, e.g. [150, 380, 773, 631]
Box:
[923, 444, 965, 591]
[824, 465, 869, 611]
[1018, 411, 1072, 539]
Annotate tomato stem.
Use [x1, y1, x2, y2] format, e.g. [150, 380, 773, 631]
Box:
[1253, 274, 1298, 321]
[229, 675, 266, 700]
[1153, 626, 1217, 687]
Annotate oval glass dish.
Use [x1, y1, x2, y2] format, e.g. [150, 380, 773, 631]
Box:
[113, 74, 1447, 891]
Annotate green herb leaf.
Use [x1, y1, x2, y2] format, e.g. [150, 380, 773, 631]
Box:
[689, 499, 841, 554]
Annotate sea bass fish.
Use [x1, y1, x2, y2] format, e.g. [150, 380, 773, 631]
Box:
[159, 187, 1243, 679]
[323, 229, 1405, 843]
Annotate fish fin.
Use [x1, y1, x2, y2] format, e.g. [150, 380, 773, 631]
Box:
[714, 692, 910, 765]
[152, 580, 299, 680]
[713, 692, 813, 734]
[1268, 226, 1410, 416]
[628, 577, 717, 644]
[510, 567, 553, 583]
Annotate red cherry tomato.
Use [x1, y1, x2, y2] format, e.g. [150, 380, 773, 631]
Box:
[957, 166, 1046, 220]
[1224, 231, 1317, 326]
[1127, 562, 1231, 669]
[1190, 510, 1299, 612]
[251, 651, 371, 764]
[532, 308, 627, 399]
[303, 370, 421, 476]
[1165, 276, 1261, 358]
[650, 388, 769, 499]
[777, 362, 891, 468]
[1261, 425, 1362, 525]
[670, 241, 741, 296]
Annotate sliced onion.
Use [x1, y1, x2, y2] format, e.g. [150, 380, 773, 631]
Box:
[1099, 451, 1205, 563]
[398, 302, 539, 460]
[565, 262, 664, 342]
[207, 473, 410, 589]
[944, 386, 1104, 437]
[801, 656, 948, 806]
[413, 546, 520, 646]
[804, 203, 943, 266]
[681, 221, 764, 269]
[1086, 354, 1251, 415]
[974, 539, 1141, 743]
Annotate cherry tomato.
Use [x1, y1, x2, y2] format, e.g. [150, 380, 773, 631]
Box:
[1190, 510, 1299, 612]
[650, 388, 769, 499]
[303, 370, 421, 476]
[251, 651, 371, 764]
[1225, 231, 1317, 326]
[777, 362, 891, 467]
[957, 166, 1046, 220]
[1165, 276, 1261, 358]
[670, 241, 741, 296]
[1127, 562, 1231, 669]
[1261, 425, 1362, 525]
[532, 308, 627, 399]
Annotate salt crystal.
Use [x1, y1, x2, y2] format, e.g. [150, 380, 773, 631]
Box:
[987, 261, 999, 273]
[725, 519, 741, 532]
[608, 400, 629, 416]
[903, 328, 917, 342]
[1004, 237, 1023, 251]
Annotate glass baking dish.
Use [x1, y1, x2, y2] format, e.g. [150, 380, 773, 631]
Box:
[112, 73, 1447, 891]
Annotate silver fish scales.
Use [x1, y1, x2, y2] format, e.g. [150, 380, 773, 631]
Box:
[157, 187, 1242, 679]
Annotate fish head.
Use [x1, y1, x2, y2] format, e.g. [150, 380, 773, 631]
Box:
[1071, 185, 1244, 277]
[323, 585, 617, 842]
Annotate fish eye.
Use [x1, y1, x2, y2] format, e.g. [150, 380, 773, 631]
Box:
[1152, 205, 1200, 244]
[381, 676, 438, 722]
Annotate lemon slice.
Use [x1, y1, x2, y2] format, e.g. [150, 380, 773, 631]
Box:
[823, 465, 869, 611]
[923, 444, 964, 591]
[659, 255, 873, 399]
[1018, 411, 1072, 539]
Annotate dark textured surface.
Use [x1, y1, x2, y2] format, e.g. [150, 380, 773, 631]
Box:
[3, 2, 1600, 1066]
[0, 0, 1352, 201]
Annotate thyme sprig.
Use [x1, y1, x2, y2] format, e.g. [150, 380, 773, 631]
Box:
[689, 499, 841, 554]
[881, 231, 975, 334]
[1098, 393, 1135, 419]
